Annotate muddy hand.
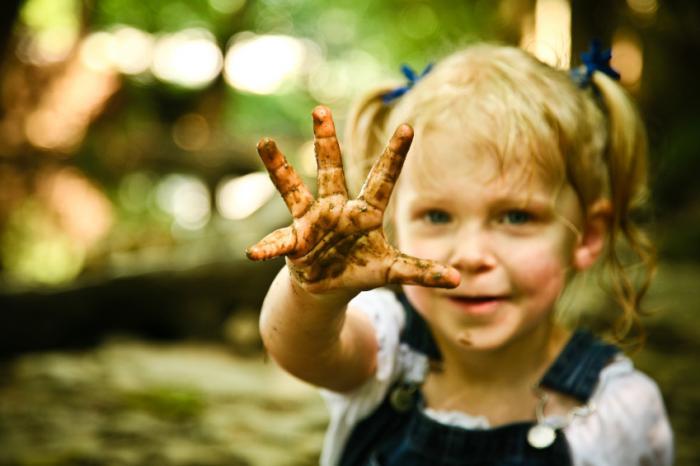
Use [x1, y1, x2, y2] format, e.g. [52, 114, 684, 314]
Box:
[246, 105, 460, 293]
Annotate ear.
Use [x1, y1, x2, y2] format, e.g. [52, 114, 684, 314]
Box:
[572, 199, 611, 271]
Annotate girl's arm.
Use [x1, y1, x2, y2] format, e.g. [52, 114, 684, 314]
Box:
[259, 266, 377, 392]
[248, 106, 459, 392]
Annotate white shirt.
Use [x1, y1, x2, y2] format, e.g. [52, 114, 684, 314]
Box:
[320, 289, 674, 466]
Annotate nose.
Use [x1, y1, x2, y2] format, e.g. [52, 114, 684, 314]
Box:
[448, 226, 497, 274]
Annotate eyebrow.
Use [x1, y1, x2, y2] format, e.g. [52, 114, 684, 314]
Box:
[408, 193, 556, 213]
[488, 194, 554, 208]
[408, 180, 560, 208]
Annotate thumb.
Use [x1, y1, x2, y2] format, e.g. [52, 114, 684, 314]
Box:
[386, 254, 461, 288]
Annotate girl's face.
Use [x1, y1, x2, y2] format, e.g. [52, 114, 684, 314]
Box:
[394, 131, 585, 355]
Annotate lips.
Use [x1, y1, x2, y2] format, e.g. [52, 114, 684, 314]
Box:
[447, 295, 509, 315]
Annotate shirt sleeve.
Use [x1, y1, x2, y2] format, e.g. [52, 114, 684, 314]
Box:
[318, 288, 406, 466]
[565, 356, 674, 466]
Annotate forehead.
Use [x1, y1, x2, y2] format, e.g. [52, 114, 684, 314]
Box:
[400, 124, 564, 200]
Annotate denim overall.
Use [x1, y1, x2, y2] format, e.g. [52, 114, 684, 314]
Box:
[339, 294, 619, 466]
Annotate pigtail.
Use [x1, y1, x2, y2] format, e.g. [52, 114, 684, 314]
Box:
[592, 72, 657, 348]
[343, 86, 394, 196]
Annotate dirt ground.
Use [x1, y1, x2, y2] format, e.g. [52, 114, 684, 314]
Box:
[0, 338, 327, 466]
[0, 263, 697, 466]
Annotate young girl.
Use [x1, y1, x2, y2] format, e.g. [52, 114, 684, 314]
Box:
[246, 44, 673, 465]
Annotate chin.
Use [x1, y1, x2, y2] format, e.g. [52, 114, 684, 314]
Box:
[455, 314, 555, 354]
[452, 327, 514, 352]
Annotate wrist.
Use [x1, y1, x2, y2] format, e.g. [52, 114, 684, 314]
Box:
[285, 262, 358, 310]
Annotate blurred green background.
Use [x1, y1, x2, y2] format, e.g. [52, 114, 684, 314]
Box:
[0, 0, 698, 465]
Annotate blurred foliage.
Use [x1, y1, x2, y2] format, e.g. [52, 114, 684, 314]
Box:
[1, 200, 85, 285]
[0, 0, 527, 287]
[0, 0, 696, 289]
[125, 386, 205, 421]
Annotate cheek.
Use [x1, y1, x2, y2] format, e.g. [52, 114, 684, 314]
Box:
[507, 237, 571, 300]
[404, 241, 439, 261]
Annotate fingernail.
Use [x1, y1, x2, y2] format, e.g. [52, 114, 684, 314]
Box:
[257, 138, 274, 152]
[446, 268, 461, 287]
[396, 124, 413, 139]
[312, 105, 330, 121]
[245, 247, 258, 260]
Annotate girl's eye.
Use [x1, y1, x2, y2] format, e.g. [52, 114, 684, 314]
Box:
[501, 210, 533, 225]
[423, 209, 452, 224]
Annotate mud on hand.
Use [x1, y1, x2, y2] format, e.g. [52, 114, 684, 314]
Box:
[245, 105, 460, 294]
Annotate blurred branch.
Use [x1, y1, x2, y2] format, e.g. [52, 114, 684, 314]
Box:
[0, 0, 22, 85]
[0, 256, 282, 356]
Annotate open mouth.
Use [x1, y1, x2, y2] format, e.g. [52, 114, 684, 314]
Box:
[448, 295, 507, 314]
[452, 296, 504, 303]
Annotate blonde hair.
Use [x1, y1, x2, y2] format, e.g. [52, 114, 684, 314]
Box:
[344, 44, 655, 346]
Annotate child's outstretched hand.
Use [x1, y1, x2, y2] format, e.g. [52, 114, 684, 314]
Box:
[246, 106, 460, 294]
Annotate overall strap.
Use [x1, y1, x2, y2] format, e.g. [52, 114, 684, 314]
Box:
[539, 330, 620, 402]
[396, 293, 442, 359]
[338, 388, 417, 466]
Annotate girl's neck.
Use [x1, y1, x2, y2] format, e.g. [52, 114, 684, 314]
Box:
[422, 323, 577, 426]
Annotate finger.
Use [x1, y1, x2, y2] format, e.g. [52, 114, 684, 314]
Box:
[257, 138, 314, 218]
[313, 106, 348, 198]
[358, 124, 413, 211]
[386, 253, 460, 288]
[245, 226, 297, 261]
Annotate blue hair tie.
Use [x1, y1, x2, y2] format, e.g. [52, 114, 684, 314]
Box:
[382, 63, 433, 104]
[571, 39, 621, 88]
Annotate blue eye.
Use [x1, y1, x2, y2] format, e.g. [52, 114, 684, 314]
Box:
[424, 210, 451, 224]
[502, 210, 532, 225]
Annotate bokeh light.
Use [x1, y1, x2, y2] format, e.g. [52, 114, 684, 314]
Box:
[531, 0, 571, 69]
[297, 140, 317, 177]
[398, 4, 438, 40]
[223, 33, 307, 94]
[81, 31, 117, 72]
[0, 168, 112, 285]
[611, 29, 644, 89]
[152, 29, 223, 88]
[118, 172, 156, 214]
[209, 0, 246, 15]
[108, 26, 155, 75]
[17, 0, 80, 65]
[39, 167, 114, 247]
[306, 60, 350, 104]
[157, 175, 212, 230]
[216, 173, 276, 220]
[316, 9, 357, 45]
[25, 54, 119, 152]
[0, 203, 86, 285]
[172, 114, 211, 151]
[626, 0, 658, 17]
[307, 50, 382, 103]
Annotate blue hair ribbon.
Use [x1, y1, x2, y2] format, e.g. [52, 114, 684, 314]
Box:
[382, 63, 433, 104]
[571, 39, 621, 88]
